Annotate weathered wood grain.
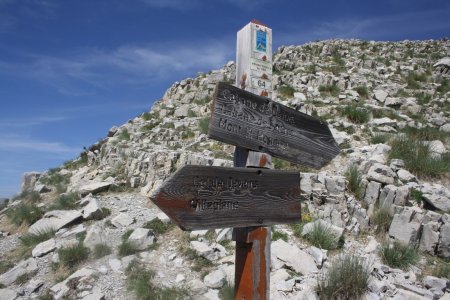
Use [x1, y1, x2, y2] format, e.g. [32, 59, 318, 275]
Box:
[208, 82, 340, 168]
[150, 165, 301, 231]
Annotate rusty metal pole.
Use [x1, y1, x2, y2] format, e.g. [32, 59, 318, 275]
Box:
[233, 148, 271, 299]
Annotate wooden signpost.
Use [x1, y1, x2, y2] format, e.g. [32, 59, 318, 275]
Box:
[151, 20, 339, 300]
[209, 82, 340, 168]
[151, 165, 300, 231]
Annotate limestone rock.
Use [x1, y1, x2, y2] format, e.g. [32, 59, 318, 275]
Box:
[0, 258, 38, 286]
[111, 213, 134, 228]
[22, 172, 40, 191]
[438, 223, 450, 258]
[50, 267, 98, 299]
[190, 241, 216, 261]
[422, 193, 450, 211]
[32, 238, 56, 257]
[367, 163, 396, 185]
[374, 89, 388, 102]
[423, 275, 447, 291]
[203, 269, 225, 288]
[389, 208, 421, 245]
[364, 181, 381, 205]
[128, 228, 155, 250]
[419, 222, 440, 254]
[0, 288, 18, 300]
[79, 181, 111, 196]
[29, 210, 82, 235]
[271, 239, 318, 275]
[82, 198, 103, 220]
[83, 224, 106, 251]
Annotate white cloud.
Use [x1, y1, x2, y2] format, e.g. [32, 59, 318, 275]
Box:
[0, 116, 68, 128]
[278, 9, 450, 45]
[0, 39, 233, 95]
[0, 135, 79, 154]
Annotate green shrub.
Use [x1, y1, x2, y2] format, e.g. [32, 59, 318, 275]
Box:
[118, 128, 131, 141]
[389, 135, 450, 178]
[140, 123, 159, 132]
[187, 109, 197, 118]
[39, 170, 71, 187]
[317, 254, 371, 300]
[49, 192, 79, 210]
[58, 241, 89, 269]
[6, 203, 43, 226]
[372, 208, 393, 234]
[340, 105, 370, 124]
[272, 229, 288, 242]
[354, 86, 369, 99]
[126, 259, 190, 300]
[415, 92, 432, 105]
[93, 243, 112, 258]
[345, 165, 363, 199]
[20, 229, 56, 247]
[410, 189, 424, 205]
[278, 85, 295, 98]
[118, 230, 139, 257]
[305, 222, 338, 250]
[193, 96, 211, 106]
[63, 153, 88, 170]
[219, 281, 234, 300]
[437, 79, 450, 94]
[15, 190, 41, 202]
[0, 260, 14, 274]
[380, 241, 419, 269]
[162, 122, 175, 129]
[319, 84, 340, 97]
[400, 126, 448, 143]
[370, 133, 391, 144]
[198, 117, 210, 134]
[180, 247, 213, 273]
[432, 262, 450, 279]
[143, 218, 174, 235]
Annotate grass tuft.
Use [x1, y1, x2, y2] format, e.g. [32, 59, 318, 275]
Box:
[58, 241, 89, 269]
[198, 117, 210, 134]
[49, 192, 79, 210]
[219, 281, 234, 300]
[20, 229, 56, 247]
[317, 254, 371, 300]
[380, 241, 419, 270]
[305, 222, 338, 250]
[340, 104, 370, 124]
[126, 259, 190, 300]
[6, 203, 43, 226]
[370, 133, 391, 144]
[278, 85, 295, 98]
[345, 165, 363, 199]
[354, 86, 369, 99]
[319, 84, 340, 97]
[143, 218, 174, 235]
[272, 229, 288, 242]
[372, 207, 393, 235]
[118, 230, 139, 257]
[93, 243, 112, 258]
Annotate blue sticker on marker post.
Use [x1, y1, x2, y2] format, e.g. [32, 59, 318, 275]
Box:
[255, 30, 267, 53]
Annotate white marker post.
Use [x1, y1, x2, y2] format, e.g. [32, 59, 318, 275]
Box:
[233, 20, 273, 299]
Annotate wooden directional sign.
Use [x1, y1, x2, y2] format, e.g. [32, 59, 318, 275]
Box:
[209, 82, 340, 168]
[151, 165, 300, 231]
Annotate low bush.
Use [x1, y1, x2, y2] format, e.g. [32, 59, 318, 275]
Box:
[372, 208, 393, 234]
[118, 230, 139, 257]
[93, 243, 112, 258]
[272, 229, 288, 242]
[400, 126, 448, 143]
[389, 135, 450, 178]
[305, 222, 338, 250]
[126, 259, 190, 300]
[63, 153, 88, 170]
[340, 105, 370, 124]
[7, 203, 43, 226]
[58, 241, 89, 269]
[410, 189, 424, 205]
[278, 85, 295, 98]
[354, 86, 369, 99]
[345, 165, 363, 199]
[118, 129, 131, 141]
[20, 229, 56, 247]
[198, 117, 210, 134]
[436, 78, 450, 94]
[49, 192, 79, 210]
[317, 254, 371, 300]
[219, 281, 234, 300]
[319, 84, 340, 97]
[370, 133, 391, 144]
[143, 218, 174, 235]
[380, 241, 419, 269]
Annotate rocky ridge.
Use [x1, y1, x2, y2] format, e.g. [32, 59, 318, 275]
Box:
[0, 38, 449, 299]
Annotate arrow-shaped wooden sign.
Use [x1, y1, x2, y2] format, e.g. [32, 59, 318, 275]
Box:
[209, 82, 340, 168]
[151, 165, 301, 231]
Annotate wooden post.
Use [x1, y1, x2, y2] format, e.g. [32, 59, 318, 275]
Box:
[234, 20, 273, 300]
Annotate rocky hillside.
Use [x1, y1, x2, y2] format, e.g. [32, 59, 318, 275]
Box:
[0, 38, 449, 300]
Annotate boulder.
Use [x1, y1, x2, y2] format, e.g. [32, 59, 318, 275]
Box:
[34, 184, 52, 193]
[364, 181, 381, 205]
[418, 222, 440, 254]
[423, 275, 447, 291]
[50, 267, 98, 299]
[389, 208, 421, 245]
[22, 172, 40, 191]
[422, 193, 450, 212]
[438, 223, 450, 258]
[374, 89, 388, 102]
[83, 224, 106, 251]
[0, 258, 38, 286]
[367, 163, 396, 185]
[379, 185, 397, 210]
[190, 241, 216, 261]
[29, 210, 82, 235]
[128, 228, 155, 250]
[271, 239, 318, 275]
[203, 269, 225, 288]
[397, 169, 417, 183]
[82, 198, 103, 220]
[79, 182, 112, 196]
[32, 238, 56, 257]
[111, 213, 134, 228]
[0, 288, 18, 300]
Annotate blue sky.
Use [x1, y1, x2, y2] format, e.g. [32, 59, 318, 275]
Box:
[0, 0, 449, 198]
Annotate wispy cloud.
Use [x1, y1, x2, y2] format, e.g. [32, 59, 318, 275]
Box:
[0, 39, 233, 95]
[0, 116, 68, 128]
[0, 135, 79, 154]
[139, 0, 270, 10]
[279, 9, 450, 45]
